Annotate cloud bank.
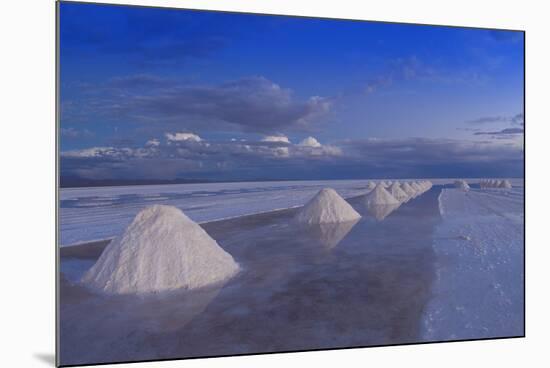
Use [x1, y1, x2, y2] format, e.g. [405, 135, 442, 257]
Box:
[61, 133, 523, 182]
[474, 128, 524, 136]
[63, 76, 333, 135]
[61, 133, 342, 181]
[466, 113, 524, 126]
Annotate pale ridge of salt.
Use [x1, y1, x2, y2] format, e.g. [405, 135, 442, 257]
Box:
[401, 182, 418, 198]
[410, 181, 424, 194]
[295, 188, 361, 224]
[454, 180, 470, 191]
[499, 179, 513, 189]
[422, 180, 433, 191]
[437, 190, 446, 216]
[418, 180, 430, 192]
[366, 181, 377, 190]
[480, 179, 512, 189]
[389, 181, 410, 203]
[363, 184, 400, 206]
[81, 205, 240, 295]
[416, 180, 430, 194]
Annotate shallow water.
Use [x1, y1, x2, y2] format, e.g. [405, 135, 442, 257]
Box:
[59, 179, 451, 246]
[59, 188, 443, 365]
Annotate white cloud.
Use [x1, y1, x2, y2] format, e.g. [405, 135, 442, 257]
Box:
[60, 127, 94, 139]
[62, 147, 118, 158]
[61, 134, 523, 180]
[298, 136, 322, 148]
[295, 136, 341, 157]
[261, 135, 291, 144]
[165, 132, 202, 142]
[61, 133, 342, 174]
[72, 76, 333, 134]
[274, 147, 290, 158]
[62, 146, 157, 160]
[294, 144, 342, 158]
[318, 145, 342, 156]
[145, 138, 160, 147]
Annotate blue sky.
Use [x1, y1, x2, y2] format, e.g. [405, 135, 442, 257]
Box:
[59, 2, 524, 182]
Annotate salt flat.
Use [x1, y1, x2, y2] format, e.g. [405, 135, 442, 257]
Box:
[59, 187, 441, 365]
[59, 179, 451, 246]
[422, 187, 524, 340]
[58, 183, 524, 365]
[59, 179, 523, 246]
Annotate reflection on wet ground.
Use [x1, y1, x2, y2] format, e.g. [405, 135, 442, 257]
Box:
[365, 203, 402, 221]
[59, 187, 442, 366]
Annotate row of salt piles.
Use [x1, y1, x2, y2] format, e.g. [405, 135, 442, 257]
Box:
[364, 180, 432, 203]
[480, 179, 513, 189]
[454, 179, 471, 191]
[80, 180, 434, 296]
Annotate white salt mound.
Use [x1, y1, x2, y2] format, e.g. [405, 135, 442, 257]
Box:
[410, 181, 424, 193]
[420, 181, 431, 191]
[481, 179, 512, 189]
[81, 205, 240, 295]
[295, 188, 361, 224]
[481, 179, 497, 189]
[484, 179, 494, 188]
[424, 180, 433, 189]
[499, 179, 512, 189]
[407, 181, 422, 197]
[366, 181, 377, 190]
[389, 181, 409, 203]
[364, 184, 400, 206]
[454, 180, 470, 191]
[401, 182, 417, 198]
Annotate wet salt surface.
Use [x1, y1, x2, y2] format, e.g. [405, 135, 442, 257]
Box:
[59, 179, 446, 246]
[59, 188, 442, 366]
[422, 187, 524, 340]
